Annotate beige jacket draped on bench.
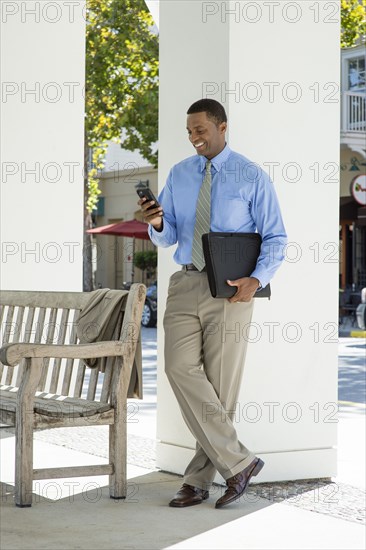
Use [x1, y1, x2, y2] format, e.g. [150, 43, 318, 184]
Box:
[76, 289, 142, 399]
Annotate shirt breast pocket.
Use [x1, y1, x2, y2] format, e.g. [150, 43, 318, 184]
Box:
[213, 197, 251, 231]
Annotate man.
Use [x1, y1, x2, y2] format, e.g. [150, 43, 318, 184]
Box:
[139, 98, 287, 509]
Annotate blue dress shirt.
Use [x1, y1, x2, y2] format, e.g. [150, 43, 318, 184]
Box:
[148, 144, 287, 289]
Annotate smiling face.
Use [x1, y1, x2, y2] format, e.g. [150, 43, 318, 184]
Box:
[186, 111, 227, 160]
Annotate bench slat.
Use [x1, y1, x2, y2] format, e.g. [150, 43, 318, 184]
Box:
[3, 306, 14, 343]
[33, 464, 114, 480]
[49, 308, 69, 394]
[3, 307, 15, 385]
[5, 307, 25, 386]
[100, 356, 114, 403]
[61, 309, 81, 396]
[0, 291, 89, 310]
[0, 306, 20, 384]
[0, 405, 115, 429]
[13, 307, 25, 373]
[0, 305, 5, 326]
[15, 307, 36, 387]
[38, 308, 58, 390]
[86, 365, 99, 401]
[32, 308, 47, 390]
[0, 386, 112, 417]
[13, 306, 25, 341]
[35, 308, 46, 342]
[23, 307, 35, 342]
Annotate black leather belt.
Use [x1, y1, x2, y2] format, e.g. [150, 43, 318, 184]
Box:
[182, 264, 206, 272]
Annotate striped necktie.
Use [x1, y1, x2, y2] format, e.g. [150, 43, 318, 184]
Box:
[191, 160, 212, 271]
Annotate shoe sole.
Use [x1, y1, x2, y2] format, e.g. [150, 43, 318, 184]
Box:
[215, 458, 265, 509]
[169, 493, 209, 508]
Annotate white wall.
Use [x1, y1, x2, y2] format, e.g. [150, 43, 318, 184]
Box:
[156, 0, 340, 483]
[1, 1, 85, 291]
[145, 0, 159, 29]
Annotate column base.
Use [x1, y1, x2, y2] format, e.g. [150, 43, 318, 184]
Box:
[156, 442, 337, 485]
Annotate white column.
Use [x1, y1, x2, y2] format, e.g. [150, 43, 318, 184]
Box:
[156, 0, 340, 483]
[1, 1, 85, 291]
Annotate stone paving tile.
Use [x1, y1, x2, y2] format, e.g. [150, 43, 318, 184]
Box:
[244, 479, 365, 526]
[31, 426, 157, 471]
[26, 426, 366, 526]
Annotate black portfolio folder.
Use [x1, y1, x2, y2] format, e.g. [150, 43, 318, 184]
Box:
[202, 232, 271, 299]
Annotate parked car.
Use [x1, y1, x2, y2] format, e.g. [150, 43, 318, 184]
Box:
[141, 282, 157, 327]
[121, 280, 157, 327]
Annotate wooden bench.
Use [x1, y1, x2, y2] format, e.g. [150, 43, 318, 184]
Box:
[0, 284, 146, 507]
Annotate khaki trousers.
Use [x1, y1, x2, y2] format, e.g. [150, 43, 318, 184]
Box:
[163, 269, 256, 491]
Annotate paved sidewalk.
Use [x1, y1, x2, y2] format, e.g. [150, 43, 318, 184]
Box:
[339, 314, 366, 338]
[1, 330, 365, 550]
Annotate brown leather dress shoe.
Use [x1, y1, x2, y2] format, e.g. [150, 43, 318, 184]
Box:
[169, 484, 209, 508]
[215, 457, 264, 509]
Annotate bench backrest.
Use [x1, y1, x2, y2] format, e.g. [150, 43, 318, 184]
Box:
[0, 290, 132, 403]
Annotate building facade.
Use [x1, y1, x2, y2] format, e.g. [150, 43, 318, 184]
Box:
[340, 44, 366, 290]
[91, 144, 158, 289]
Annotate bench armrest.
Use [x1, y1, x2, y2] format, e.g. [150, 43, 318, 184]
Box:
[0, 341, 128, 367]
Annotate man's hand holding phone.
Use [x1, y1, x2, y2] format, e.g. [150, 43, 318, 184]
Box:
[137, 188, 164, 232]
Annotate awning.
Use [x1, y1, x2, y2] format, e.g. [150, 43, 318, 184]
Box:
[87, 219, 150, 240]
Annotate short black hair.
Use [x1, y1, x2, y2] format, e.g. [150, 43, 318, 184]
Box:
[187, 99, 227, 126]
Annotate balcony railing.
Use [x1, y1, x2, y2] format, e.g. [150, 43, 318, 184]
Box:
[342, 91, 366, 132]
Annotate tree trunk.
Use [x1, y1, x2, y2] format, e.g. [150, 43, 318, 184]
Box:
[83, 138, 93, 292]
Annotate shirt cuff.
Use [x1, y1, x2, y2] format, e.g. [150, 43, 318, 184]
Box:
[250, 267, 269, 290]
[148, 221, 168, 245]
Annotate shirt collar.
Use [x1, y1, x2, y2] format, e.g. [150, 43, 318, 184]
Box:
[199, 143, 232, 173]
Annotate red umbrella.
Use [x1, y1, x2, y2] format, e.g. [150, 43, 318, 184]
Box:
[87, 219, 151, 285]
[87, 218, 150, 239]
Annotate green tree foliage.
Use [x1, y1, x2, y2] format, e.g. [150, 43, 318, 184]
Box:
[133, 250, 157, 273]
[83, 0, 158, 289]
[341, 0, 366, 48]
[133, 250, 157, 284]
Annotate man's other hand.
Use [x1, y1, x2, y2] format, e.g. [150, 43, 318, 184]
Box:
[226, 277, 261, 303]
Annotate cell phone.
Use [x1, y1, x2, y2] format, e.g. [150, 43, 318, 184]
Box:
[136, 187, 160, 210]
